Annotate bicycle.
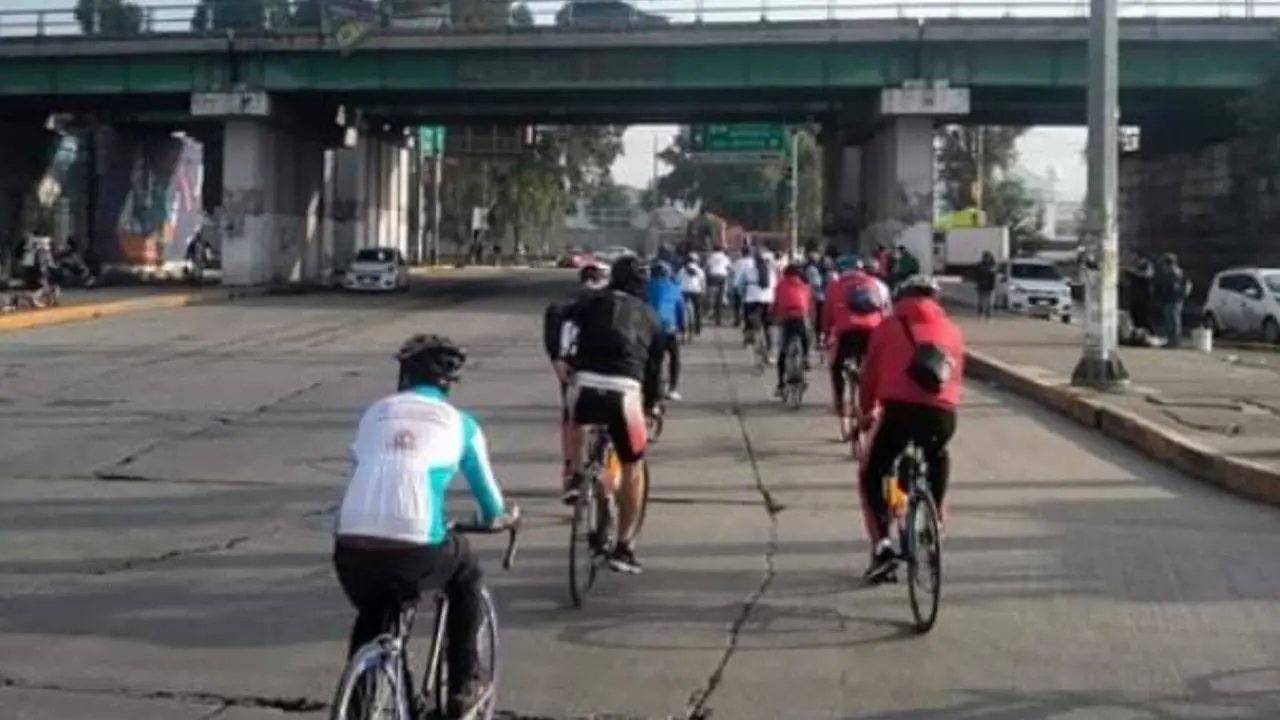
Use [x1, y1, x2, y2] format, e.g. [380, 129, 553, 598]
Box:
[887, 441, 943, 633]
[682, 296, 697, 345]
[779, 334, 807, 411]
[328, 519, 521, 720]
[746, 320, 770, 373]
[567, 425, 651, 608]
[842, 357, 865, 459]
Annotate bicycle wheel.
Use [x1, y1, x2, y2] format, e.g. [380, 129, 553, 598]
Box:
[905, 490, 943, 633]
[329, 642, 407, 720]
[633, 459, 652, 540]
[568, 477, 600, 608]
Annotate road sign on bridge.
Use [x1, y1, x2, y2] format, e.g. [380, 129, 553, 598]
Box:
[690, 124, 788, 165]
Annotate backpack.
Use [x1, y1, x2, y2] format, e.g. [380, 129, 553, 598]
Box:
[753, 254, 772, 290]
[845, 283, 880, 315]
[899, 317, 954, 395]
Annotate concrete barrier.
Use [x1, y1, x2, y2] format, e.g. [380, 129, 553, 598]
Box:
[0, 288, 262, 334]
[965, 348, 1280, 507]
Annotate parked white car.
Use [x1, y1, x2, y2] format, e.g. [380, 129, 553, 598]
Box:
[1203, 267, 1280, 344]
[994, 258, 1073, 323]
[343, 248, 410, 292]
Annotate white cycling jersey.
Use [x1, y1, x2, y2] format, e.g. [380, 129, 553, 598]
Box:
[337, 387, 505, 545]
[705, 251, 732, 278]
[678, 265, 706, 294]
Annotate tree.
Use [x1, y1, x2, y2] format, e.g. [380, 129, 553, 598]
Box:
[586, 180, 635, 226]
[935, 126, 1028, 212]
[985, 176, 1045, 253]
[74, 0, 144, 35]
[654, 127, 822, 240]
[191, 0, 290, 31]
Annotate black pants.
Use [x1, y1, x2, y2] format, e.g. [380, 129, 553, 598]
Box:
[743, 302, 772, 351]
[813, 299, 825, 338]
[333, 535, 484, 697]
[682, 292, 703, 336]
[731, 287, 744, 326]
[860, 402, 956, 541]
[707, 276, 727, 326]
[657, 330, 681, 392]
[776, 317, 810, 387]
[829, 329, 872, 416]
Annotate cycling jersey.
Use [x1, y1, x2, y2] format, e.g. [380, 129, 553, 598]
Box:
[736, 253, 778, 305]
[858, 296, 965, 415]
[771, 274, 811, 321]
[646, 276, 685, 334]
[705, 251, 732, 278]
[677, 265, 706, 295]
[824, 270, 891, 336]
[559, 289, 662, 391]
[337, 387, 505, 545]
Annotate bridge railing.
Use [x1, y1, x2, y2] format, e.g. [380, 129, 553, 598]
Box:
[2, 0, 1278, 39]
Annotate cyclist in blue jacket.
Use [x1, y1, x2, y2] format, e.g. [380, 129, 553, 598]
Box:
[646, 261, 686, 401]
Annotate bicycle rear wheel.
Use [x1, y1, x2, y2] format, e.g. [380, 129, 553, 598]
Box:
[905, 491, 943, 633]
[329, 642, 408, 720]
[568, 477, 600, 608]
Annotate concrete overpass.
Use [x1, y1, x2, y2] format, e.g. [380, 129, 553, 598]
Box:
[2, 1, 1277, 285]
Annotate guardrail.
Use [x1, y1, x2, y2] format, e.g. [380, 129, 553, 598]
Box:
[1, 0, 1277, 39]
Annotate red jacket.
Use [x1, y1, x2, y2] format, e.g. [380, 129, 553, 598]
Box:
[858, 297, 965, 414]
[771, 275, 811, 321]
[824, 270, 889, 336]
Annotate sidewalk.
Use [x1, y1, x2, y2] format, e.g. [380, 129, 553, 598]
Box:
[0, 285, 260, 333]
[950, 299, 1280, 506]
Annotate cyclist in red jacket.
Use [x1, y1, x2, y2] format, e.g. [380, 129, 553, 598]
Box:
[823, 259, 892, 440]
[770, 264, 813, 396]
[856, 275, 964, 582]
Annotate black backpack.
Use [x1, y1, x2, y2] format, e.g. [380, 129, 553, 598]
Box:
[899, 317, 954, 395]
[753, 254, 772, 290]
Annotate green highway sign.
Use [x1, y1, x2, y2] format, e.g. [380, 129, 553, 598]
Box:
[418, 126, 446, 157]
[690, 123, 788, 154]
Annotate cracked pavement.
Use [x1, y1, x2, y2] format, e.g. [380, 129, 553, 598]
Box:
[0, 269, 1277, 720]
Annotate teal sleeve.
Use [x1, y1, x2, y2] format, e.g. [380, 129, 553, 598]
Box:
[460, 413, 505, 524]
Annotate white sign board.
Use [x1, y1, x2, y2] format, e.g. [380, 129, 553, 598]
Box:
[470, 207, 489, 232]
[190, 91, 272, 118]
[879, 86, 970, 116]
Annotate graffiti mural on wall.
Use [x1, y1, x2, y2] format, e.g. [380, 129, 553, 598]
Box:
[92, 128, 204, 267]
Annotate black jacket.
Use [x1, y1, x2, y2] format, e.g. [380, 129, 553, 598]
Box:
[560, 289, 664, 407]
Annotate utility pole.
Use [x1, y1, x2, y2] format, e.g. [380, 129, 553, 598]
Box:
[788, 129, 800, 258]
[1071, 0, 1129, 389]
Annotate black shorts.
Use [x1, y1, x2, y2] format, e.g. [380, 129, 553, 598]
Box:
[834, 328, 873, 370]
[567, 384, 648, 463]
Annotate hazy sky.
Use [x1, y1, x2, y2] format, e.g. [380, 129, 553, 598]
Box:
[611, 125, 1089, 202]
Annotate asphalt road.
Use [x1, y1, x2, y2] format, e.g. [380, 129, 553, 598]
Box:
[0, 269, 1276, 720]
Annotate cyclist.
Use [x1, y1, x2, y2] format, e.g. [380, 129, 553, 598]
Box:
[556, 256, 664, 574]
[856, 275, 964, 581]
[737, 244, 778, 356]
[544, 263, 610, 498]
[823, 258, 892, 441]
[646, 261, 686, 401]
[334, 334, 518, 720]
[771, 263, 813, 397]
[802, 245, 827, 340]
[677, 252, 706, 339]
[704, 245, 732, 324]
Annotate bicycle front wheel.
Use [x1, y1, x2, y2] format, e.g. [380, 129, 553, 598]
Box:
[433, 588, 500, 720]
[905, 491, 943, 633]
[568, 479, 599, 608]
[329, 642, 408, 720]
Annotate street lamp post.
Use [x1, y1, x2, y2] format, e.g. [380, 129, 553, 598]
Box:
[1070, 0, 1129, 389]
[788, 129, 800, 258]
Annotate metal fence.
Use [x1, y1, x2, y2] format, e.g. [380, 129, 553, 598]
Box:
[2, 0, 1278, 39]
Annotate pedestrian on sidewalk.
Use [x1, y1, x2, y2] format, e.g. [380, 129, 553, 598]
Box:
[1125, 254, 1155, 333]
[974, 251, 997, 320]
[1153, 253, 1189, 349]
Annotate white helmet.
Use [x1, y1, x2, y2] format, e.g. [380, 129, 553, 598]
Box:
[897, 274, 940, 297]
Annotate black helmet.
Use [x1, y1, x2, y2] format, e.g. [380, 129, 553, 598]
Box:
[396, 334, 466, 390]
[608, 255, 649, 296]
[579, 262, 608, 288]
[784, 263, 805, 280]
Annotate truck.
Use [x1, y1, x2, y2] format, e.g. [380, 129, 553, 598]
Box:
[935, 226, 1010, 274]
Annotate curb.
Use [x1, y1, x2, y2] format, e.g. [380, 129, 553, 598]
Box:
[964, 349, 1280, 508]
[0, 288, 264, 334]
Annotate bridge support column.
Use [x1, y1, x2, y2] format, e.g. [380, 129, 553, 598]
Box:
[220, 120, 327, 287]
[860, 117, 935, 268]
[325, 134, 413, 273]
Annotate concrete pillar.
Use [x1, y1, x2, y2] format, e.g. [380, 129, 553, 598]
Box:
[220, 120, 326, 287]
[860, 117, 934, 266]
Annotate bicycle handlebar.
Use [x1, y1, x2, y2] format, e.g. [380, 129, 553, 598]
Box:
[450, 514, 522, 570]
